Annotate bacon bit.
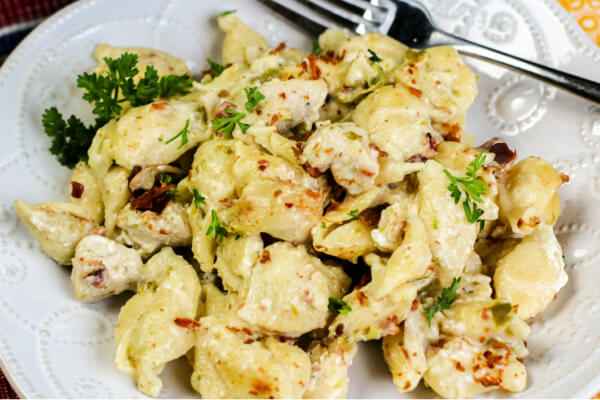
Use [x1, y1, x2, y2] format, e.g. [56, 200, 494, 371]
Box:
[482, 308, 490, 320]
[260, 250, 271, 263]
[359, 168, 375, 177]
[84, 268, 108, 288]
[151, 102, 169, 111]
[278, 92, 287, 99]
[302, 162, 323, 178]
[306, 54, 321, 79]
[242, 327, 253, 336]
[560, 173, 570, 183]
[70, 181, 84, 198]
[426, 132, 440, 151]
[284, 202, 294, 209]
[274, 189, 282, 197]
[517, 357, 524, 363]
[408, 68, 414, 74]
[408, 86, 423, 98]
[411, 299, 419, 311]
[356, 273, 371, 289]
[243, 338, 254, 344]
[268, 42, 286, 55]
[215, 101, 236, 119]
[406, 154, 428, 163]
[441, 123, 461, 142]
[402, 348, 410, 359]
[305, 189, 321, 199]
[358, 203, 389, 227]
[455, 361, 465, 372]
[517, 216, 540, 228]
[480, 139, 516, 169]
[218, 89, 230, 97]
[174, 318, 201, 329]
[404, 381, 411, 390]
[369, 143, 388, 158]
[335, 323, 345, 337]
[356, 290, 368, 306]
[513, 304, 520, 313]
[258, 159, 270, 172]
[131, 184, 174, 214]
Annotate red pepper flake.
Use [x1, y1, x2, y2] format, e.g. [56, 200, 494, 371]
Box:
[284, 202, 294, 209]
[411, 299, 419, 311]
[151, 102, 170, 111]
[403, 381, 411, 390]
[268, 42, 286, 55]
[279, 92, 287, 99]
[304, 189, 321, 199]
[260, 250, 271, 263]
[479, 336, 486, 343]
[441, 123, 462, 142]
[174, 318, 201, 329]
[70, 181, 84, 198]
[159, 229, 168, 235]
[273, 189, 282, 197]
[242, 327, 253, 336]
[402, 348, 410, 359]
[369, 143, 388, 158]
[455, 361, 465, 372]
[307, 54, 321, 79]
[560, 173, 570, 183]
[408, 86, 423, 98]
[482, 308, 490, 320]
[251, 379, 272, 394]
[356, 290, 368, 306]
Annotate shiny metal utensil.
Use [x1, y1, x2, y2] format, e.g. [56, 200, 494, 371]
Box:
[260, 0, 600, 104]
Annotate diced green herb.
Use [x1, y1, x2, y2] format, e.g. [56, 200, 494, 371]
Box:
[166, 188, 178, 200]
[244, 87, 265, 112]
[321, 221, 327, 229]
[207, 58, 225, 78]
[443, 153, 487, 225]
[235, 232, 243, 240]
[368, 49, 382, 63]
[433, 217, 438, 230]
[312, 41, 323, 56]
[490, 301, 512, 326]
[212, 109, 248, 138]
[348, 209, 360, 219]
[159, 174, 172, 185]
[193, 188, 206, 209]
[425, 277, 461, 326]
[206, 210, 228, 243]
[328, 297, 352, 315]
[219, 10, 236, 17]
[165, 119, 190, 149]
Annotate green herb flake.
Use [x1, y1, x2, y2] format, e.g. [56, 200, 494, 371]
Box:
[443, 153, 487, 225]
[219, 10, 236, 17]
[193, 189, 206, 209]
[166, 188, 178, 200]
[368, 49, 382, 63]
[244, 87, 265, 112]
[165, 119, 190, 149]
[159, 174, 172, 185]
[207, 58, 225, 79]
[433, 217, 438, 230]
[320, 221, 327, 229]
[348, 209, 360, 219]
[206, 210, 228, 243]
[235, 232, 243, 240]
[425, 277, 461, 326]
[312, 41, 323, 56]
[490, 301, 512, 326]
[328, 297, 352, 315]
[212, 109, 248, 138]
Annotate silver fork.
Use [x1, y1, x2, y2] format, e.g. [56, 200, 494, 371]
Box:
[260, 0, 600, 104]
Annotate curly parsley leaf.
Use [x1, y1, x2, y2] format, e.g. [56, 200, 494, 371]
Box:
[212, 109, 248, 138]
[348, 209, 360, 219]
[444, 153, 488, 225]
[328, 297, 352, 315]
[244, 87, 265, 112]
[206, 210, 228, 243]
[207, 58, 225, 79]
[166, 188, 179, 200]
[42, 107, 97, 168]
[219, 10, 236, 17]
[193, 189, 206, 209]
[312, 40, 323, 56]
[165, 119, 191, 149]
[425, 277, 461, 326]
[368, 49, 382, 63]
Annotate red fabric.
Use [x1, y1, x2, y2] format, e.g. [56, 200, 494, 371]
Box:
[0, 0, 74, 27]
[0, 369, 17, 399]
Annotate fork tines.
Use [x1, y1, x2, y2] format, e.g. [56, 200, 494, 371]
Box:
[260, 0, 397, 36]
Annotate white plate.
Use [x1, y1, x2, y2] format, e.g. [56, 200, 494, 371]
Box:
[0, 0, 599, 398]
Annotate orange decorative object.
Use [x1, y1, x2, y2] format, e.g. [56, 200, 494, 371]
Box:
[559, 0, 600, 46]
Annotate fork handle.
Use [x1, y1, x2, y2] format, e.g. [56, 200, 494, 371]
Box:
[434, 30, 600, 104]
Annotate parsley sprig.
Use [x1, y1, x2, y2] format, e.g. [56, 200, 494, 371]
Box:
[165, 119, 191, 149]
[219, 10, 236, 17]
[328, 297, 352, 315]
[425, 277, 461, 326]
[368, 49, 382, 63]
[312, 41, 323, 56]
[212, 109, 249, 138]
[443, 153, 487, 228]
[244, 87, 265, 112]
[206, 210, 228, 243]
[42, 53, 193, 168]
[193, 189, 206, 208]
[348, 209, 360, 219]
[207, 58, 225, 79]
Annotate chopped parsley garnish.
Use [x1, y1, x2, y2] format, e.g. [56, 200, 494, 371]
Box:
[219, 10, 236, 17]
[159, 174, 172, 185]
[348, 209, 360, 219]
[42, 52, 192, 168]
[443, 153, 487, 225]
[368, 49, 382, 63]
[244, 87, 265, 112]
[165, 119, 190, 149]
[425, 277, 461, 326]
[312, 41, 323, 56]
[193, 188, 206, 208]
[433, 217, 438, 230]
[207, 58, 225, 78]
[206, 210, 228, 243]
[212, 109, 249, 138]
[235, 232, 243, 240]
[328, 297, 352, 315]
[166, 188, 178, 200]
[321, 221, 327, 229]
